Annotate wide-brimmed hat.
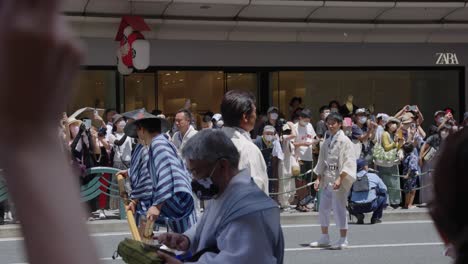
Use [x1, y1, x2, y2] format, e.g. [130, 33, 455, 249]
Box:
[123, 109, 169, 138]
[387, 116, 401, 125]
[66, 117, 82, 126]
[112, 114, 124, 125]
[400, 112, 414, 124]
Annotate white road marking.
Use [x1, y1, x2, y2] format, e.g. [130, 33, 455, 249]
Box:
[0, 220, 433, 242]
[282, 220, 433, 228]
[286, 242, 443, 251]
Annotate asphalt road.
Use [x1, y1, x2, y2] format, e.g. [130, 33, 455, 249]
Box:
[0, 220, 450, 264]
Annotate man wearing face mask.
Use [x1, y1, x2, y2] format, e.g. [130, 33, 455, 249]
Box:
[258, 107, 282, 136]
[351, 108, 376, 160]
[293, 108, 317, 212]
[254, 126, 282, 195]
[316, 106, 331, 140]
[220, 90, 269, 195]
[156, 129, 284, 264]
[124, 110, 197, 233]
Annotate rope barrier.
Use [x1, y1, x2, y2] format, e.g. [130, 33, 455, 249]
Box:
[391, 170, 434, 178]
[388, 184, 432, 192]
[269, 180, 318, 196]
[268, 170, 313, 181]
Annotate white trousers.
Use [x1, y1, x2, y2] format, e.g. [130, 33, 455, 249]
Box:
[319, 186, 348, 230]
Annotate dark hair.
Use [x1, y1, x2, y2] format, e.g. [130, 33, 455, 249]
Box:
[291, 107, 304, 121]
[105, 109, 117, 116]
[221, 90, 256, 127]
[204, 111, 214, 118]
[289, 97, 302, 107]
[402, 142, 414, 155]
[325, 113, 343, 123]
[176, 109, 192, 121]
[430, 130, 468, 264]
[151, 109, 163, 116]
[137, 119, 163, 134]
[329, 100, 340, 108]
[319, 105, 330, 114]
[385, 121, 398, 132]
[202, 115, 212, 123]
[299, 108, 312, 119]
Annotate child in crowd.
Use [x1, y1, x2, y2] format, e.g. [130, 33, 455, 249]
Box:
[402, 143, 420, 209]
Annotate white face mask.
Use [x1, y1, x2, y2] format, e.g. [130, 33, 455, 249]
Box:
[331, 108, 339, 113]
[359, 117, 368, 125]
[323, 111, 330, 119]
[438, 117, 445, 124]
[270, 113, 278, 120]
[299, 120, 309, 127]
[390, 124, 398, 131]
[440, 131, 449, 139]
[264, 135, 274, 142]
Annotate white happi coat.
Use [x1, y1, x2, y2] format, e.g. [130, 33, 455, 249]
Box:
[222, 127, 269, 195]
[314, 130, 357, 206]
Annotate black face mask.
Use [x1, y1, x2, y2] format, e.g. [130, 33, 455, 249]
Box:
[191, 162, 220, 200]
[191, 178, 219, 201]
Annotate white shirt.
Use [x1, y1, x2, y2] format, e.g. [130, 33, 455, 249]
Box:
[222, 127, 269, 195]
[108, 132, 133, 163]
[172, 125, 198, 154]
[294, 122, 317, 162]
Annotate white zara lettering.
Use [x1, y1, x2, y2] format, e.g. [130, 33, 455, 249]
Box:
[436, 53, 460, 65]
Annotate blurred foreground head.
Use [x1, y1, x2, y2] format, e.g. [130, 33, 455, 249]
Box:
[430, 129, 468, 264]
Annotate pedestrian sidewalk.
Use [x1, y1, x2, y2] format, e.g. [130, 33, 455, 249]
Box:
[0, 207, 430, 238]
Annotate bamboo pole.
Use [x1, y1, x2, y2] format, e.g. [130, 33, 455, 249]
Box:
[117, 174, 141, 242]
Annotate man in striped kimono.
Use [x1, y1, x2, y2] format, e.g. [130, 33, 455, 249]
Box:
[119, 109, 153, 221]
[125, 109, 197, 233]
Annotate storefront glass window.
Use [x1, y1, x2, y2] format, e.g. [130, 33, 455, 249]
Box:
[157, 71, 225, 127]
[271, 70, 460, 129]
[68, 70, 117, 115]
[226, 73, 258, 97]
[124, 73, 156, 112]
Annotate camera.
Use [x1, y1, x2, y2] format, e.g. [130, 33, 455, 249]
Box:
[97, 127, 107, 137]
[407, 105, 418, 112]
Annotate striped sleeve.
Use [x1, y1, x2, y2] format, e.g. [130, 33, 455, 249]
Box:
[129, 144, 153, 200]
[148, 136, 193, 207]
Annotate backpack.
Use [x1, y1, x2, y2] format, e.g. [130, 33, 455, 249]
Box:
[352, 174, 370, 192]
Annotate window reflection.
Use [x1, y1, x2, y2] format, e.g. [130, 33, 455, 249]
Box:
[68, 70, 116, 114]
[124, 73, 156, 112]
[157, 71, 225, 127]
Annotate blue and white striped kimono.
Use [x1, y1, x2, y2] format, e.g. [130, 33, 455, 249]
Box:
[128, 144, 153, 217]
[148, 135, 197, 233]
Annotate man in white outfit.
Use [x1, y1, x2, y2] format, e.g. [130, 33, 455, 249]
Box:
[172, 109, 198, 154]
[220, 90, 269, 195]
[310, 112, 357, 250]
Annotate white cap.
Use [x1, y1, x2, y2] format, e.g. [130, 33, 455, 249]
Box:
[376, 113, 389, 123]
[212, 113, 222, 122]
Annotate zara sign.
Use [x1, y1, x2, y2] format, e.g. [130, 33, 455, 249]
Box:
[435, 53, 459, 65]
